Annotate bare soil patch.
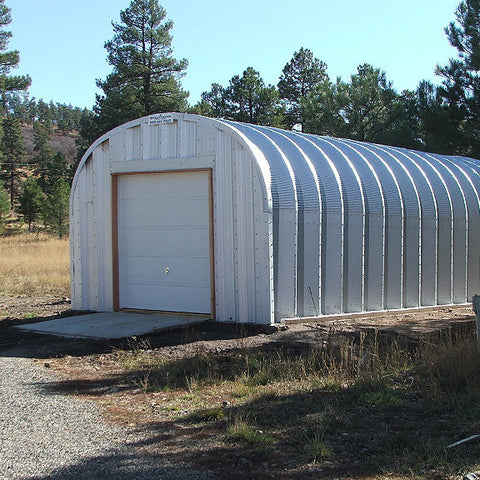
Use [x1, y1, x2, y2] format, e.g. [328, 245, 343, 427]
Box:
[2, 296, 480, 480]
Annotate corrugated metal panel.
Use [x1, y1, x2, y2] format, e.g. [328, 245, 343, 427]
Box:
[290, 132, 343, 212]
[314, 138, 364, 213]
[322, 139, 365, 313]
[80, 154, 93, 309]
[70, 176, 82, 310]
[160, 123, 178, 159]
[177, 119, 198, 157]
[380, 147, 432, 307]
[255, 127, 321, 317]
[257, 126, 319, 211]
[221, 122, 298, 319]
[424, 153, 468, 303]
[109, 131, 125, 162]
[125, 125, 141, 161]
[285, 132, 343, 315]
[142, 122, 159, 160]
[212, 130, 236, 322]
[444, 156, 480, 300]
[335, 139, 386, 311]
[253, 165, 275, 324]
[222, 121, 297, 209]
[233, 146, 254, 321]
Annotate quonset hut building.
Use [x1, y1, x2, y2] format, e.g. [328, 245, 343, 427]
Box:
[70, 112, 480, 324]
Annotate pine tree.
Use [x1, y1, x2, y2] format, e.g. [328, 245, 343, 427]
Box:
[42, 178, 69, 239]
[0, 0, 30, 110]
[17, 177, 44, 230]
[302, 64, 419, 147]
[0, 114, 25, 205]
[191, 83, 227, 118]
[36, 99, 53, 134]
[416, 80, 458, 153]
[229, 68, 277, 124]
[0, 181, 9, 233]
[32, 121, 55, 194]
[338, 64, 400, 143]
[302, 78, 346, 136]
[198, 68, 284, 126]
[0, 1, 30, 209]
[32, 122, 68, 196]
[437, 0, 480, 157]
[278, 48, 329, 130]
[90, 0, 188, 140]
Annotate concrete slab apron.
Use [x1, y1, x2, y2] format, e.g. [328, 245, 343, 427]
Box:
[16, 312, 207, 339]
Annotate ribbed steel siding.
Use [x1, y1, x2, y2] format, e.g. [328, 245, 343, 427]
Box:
[70, 142, 113, 311]
[212, 124, 274, 324]
[223, 124, 480, 320]
[221, 121, 298, 319]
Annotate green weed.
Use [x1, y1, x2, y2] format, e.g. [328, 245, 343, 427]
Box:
[185, 407, 226, 423]
[226, 417, 275, 446]
[301, 432, 333, 463]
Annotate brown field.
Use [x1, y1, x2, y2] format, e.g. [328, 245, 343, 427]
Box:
[0, 232, 70, 297]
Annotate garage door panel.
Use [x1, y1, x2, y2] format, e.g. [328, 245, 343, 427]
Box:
[120, 199, 209, 227]
[117, 171, 212, 314]
[121, 227, 210, 256]
[120, 256, 210, 285]
[120, 174, 207, 198]
[122, 284, 211, 313]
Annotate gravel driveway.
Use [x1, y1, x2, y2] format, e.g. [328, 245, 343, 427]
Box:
[0, 346, 217, 480]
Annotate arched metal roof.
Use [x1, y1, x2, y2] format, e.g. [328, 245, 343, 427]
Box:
[220, 119, 480, 222]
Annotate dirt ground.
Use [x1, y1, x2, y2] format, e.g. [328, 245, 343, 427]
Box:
[1, 295, 479, 480]
[0, 293, 475, 353]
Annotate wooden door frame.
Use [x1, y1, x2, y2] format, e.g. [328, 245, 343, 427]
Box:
[111, 169, 215, 318]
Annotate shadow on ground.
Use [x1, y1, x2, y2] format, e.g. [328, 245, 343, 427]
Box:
[30, 326, 480, 480]
[33, 374, 480, 480]
[17, 449, 216, 480]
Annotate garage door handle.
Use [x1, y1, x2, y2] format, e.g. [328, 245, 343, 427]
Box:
[165, 267, 170, 274]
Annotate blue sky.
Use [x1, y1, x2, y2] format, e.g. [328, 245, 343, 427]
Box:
[8, 0, 461, 109]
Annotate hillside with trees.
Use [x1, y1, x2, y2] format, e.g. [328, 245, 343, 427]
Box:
[0, 94, 92, 236]
[1, 0, 480, 236]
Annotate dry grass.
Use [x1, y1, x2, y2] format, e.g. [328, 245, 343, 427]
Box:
[61, 330, 480, 478]
[415, 334, 480, 400]
[0, 232, 69, 296]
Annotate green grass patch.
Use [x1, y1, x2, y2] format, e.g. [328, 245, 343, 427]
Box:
[351, 385, 403, 407]
[300, 432, 333, 463]
[226, 417, 275, 447]
[185, 406, 227, 423]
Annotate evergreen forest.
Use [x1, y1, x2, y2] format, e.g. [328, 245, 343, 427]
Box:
[1, 0, 480, 236]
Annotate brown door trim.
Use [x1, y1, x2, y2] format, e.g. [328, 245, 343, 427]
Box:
[112, 174, 119, 311]
[111, 169, 215, 318]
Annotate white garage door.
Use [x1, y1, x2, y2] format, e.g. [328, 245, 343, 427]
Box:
[116, 171, 212, 314]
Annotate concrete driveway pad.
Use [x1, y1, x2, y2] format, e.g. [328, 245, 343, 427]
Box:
[16, 312, 207, 339]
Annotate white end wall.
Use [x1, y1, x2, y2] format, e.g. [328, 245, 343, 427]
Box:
[70, 114, 274, 324]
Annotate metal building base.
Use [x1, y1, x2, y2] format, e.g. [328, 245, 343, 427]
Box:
[281, 303, 471, 325]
